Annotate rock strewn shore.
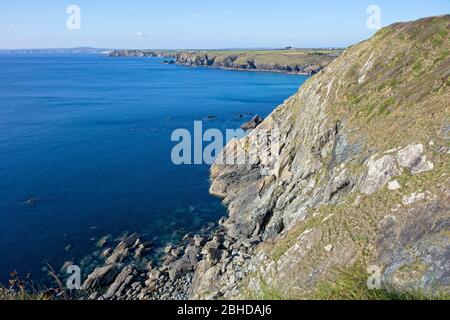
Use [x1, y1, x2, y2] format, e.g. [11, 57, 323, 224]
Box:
[81, 218, 260, 300]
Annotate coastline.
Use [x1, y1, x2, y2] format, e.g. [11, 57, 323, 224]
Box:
[171, 62, 313, 75]
[108, 49, 341, 75]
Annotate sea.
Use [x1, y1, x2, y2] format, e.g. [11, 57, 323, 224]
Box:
[0, 53, 308, 285]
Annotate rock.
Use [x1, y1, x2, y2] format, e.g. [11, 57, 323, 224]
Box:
[193, 235, 205, 247]
[388, 180, 401, 191]
[402, 192, 427, 205]
[361, 155, 400, 195]
[396, 144, 434, 175]
[88, 292, 99, 300]
[241, 115, 263, 130]
[104, 265, 135, 299]
[397, 144, 424, 170]
[82, 264, 122, 290]
[117, 233, 140, 251]
[324, 244, 334, 252]
[163, 244, 173, 254]
[134, 245, 146, 258]
[104, 233, 140, 264]
[102, 248, 113, 257]
[168, 257, 194, 281]
[96, 235, 111, 248]
[21, 197, 39, 206]
[141, 240, 154, 249]
[411, 159, 434, 175]
[105, 248, 128, 265]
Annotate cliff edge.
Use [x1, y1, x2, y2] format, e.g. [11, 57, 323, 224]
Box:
[195, 15, 450, 299]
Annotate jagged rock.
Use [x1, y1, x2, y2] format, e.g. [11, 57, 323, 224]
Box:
[163, 244, 173, 254]
[168, 257, 194, 281]
[388, 180, 401, 191]
[102, 248, 113, 257]
[241, 115, 263, 130]
[105, 247, 128, 265]
[117, 233, 140, 250]
[193, 235, 205, 247]
[82, 263, 122, 290]
[402, 192, 427, 205]
[361, 155, 400, 195]
[104, 233, 140, 264]
[397, 144, 424, 170]
[104, 265, 135, 299]
[192, 16, 450, 299]
[397, 144, 434, 175]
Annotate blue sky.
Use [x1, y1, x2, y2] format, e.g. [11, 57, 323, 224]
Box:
[1, 0, 449, 49]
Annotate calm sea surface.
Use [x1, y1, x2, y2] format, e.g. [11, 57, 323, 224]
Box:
[0, 54, 308, 284]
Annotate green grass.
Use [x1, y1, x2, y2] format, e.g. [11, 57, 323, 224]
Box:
[313, 263, 449, 300]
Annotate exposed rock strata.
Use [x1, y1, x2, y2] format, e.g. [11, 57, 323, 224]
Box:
[84, 16, 449, 300]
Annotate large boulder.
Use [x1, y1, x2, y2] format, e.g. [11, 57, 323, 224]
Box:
[241, 115, 263, 130]
[82, 263, 122, 290]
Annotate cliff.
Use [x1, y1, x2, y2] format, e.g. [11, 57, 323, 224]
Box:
[172, 49, 341, 74]
[78, 16, 449, 301]
[108, 49, 341, 75]
[195, 15, 450, 299]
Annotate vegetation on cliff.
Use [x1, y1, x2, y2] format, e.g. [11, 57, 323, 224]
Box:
[206, 15, 449, 300]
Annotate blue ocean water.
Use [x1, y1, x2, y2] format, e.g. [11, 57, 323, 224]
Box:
[0, 54, 308, 284]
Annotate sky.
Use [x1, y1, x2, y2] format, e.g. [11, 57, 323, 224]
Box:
[0, 0, 449, 49]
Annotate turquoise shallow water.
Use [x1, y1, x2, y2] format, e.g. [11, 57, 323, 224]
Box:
[0, 54, 308, 284]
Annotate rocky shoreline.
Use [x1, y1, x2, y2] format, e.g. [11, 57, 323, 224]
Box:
[80, 215, 260, 300]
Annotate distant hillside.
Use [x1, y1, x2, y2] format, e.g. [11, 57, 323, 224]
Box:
[107, 49, 343, 74]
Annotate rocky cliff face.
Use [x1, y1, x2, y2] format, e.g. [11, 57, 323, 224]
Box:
[173, 50, 338, 74]
[192, 15, 450, 299]
[80, 16, 449, 301]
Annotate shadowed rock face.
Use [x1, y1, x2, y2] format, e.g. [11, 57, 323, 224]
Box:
[192, 15, 450, 299]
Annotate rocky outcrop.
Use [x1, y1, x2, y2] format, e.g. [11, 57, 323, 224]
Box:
[241, 115, 263, 130]
[84, 15, 449, 300]
[191, 15, 450, 299]
[172, 50, 339, 75]
[108, 49, 340, 75]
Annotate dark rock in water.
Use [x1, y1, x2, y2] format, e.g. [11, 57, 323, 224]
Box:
[207, 115, 216, 120]
[241, 115, 263, 130]
[140, 240, 154, 249]
[117, 233, 140, 251]
[21, 197, 39, 206]
[105, 233, 139, 264]
[163, 244, 174, 254]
